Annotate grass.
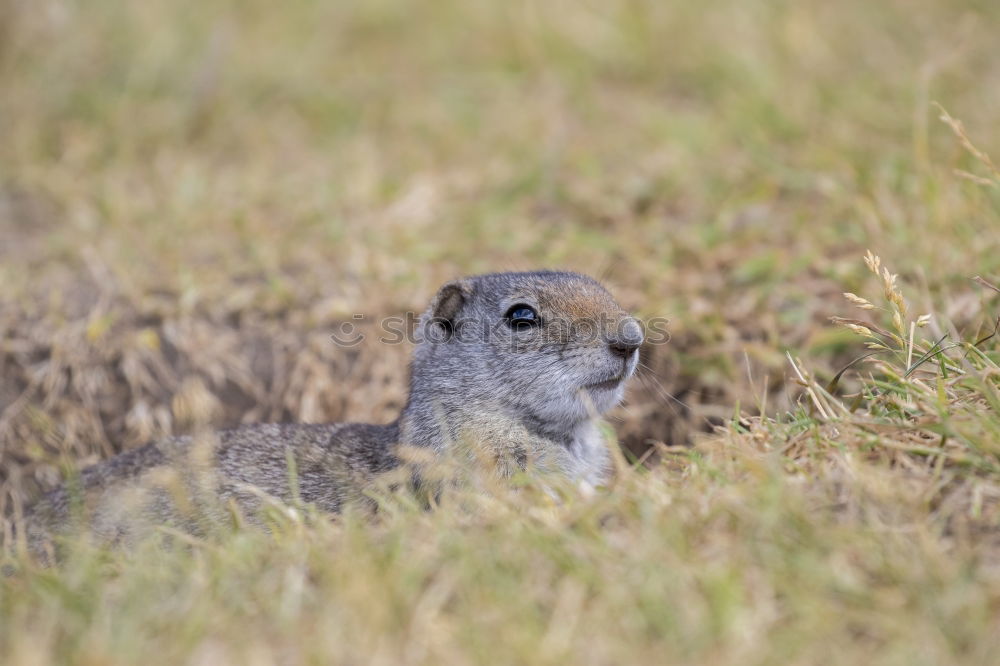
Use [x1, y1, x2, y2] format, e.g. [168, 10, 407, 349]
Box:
[2, 0, 1000, 663]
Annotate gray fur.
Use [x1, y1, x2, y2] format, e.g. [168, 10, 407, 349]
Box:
[18, 271, 642, 553]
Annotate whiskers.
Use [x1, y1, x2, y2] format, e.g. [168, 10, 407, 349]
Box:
[635, 360, 691, 418]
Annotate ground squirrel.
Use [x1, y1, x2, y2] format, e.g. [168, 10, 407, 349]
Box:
[18, 271, 644, 551]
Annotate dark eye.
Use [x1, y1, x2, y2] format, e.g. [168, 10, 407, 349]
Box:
[505, 304, 539, 328]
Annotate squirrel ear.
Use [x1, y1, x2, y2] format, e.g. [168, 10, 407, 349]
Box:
[426, 279, 472, 338]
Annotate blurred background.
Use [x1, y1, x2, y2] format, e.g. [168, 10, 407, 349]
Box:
[2, 0, 999, 506]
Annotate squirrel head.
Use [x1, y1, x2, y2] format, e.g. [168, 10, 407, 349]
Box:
[410, 271, 643, 434]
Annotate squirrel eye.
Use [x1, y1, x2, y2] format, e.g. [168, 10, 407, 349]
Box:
[505, 304, 539, 328]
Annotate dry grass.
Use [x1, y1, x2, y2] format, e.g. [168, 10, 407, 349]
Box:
[2, 0, 1000, 663]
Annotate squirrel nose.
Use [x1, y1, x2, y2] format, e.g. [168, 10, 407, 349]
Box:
[608, 319, 643, 359]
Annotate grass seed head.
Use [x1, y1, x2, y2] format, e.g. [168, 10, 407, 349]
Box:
[843, 292, 875, 310]
[864, 250, 882, 276]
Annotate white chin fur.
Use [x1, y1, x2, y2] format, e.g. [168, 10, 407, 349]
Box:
[590, 383, 626, 412]
[573, 383, 624, 417]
